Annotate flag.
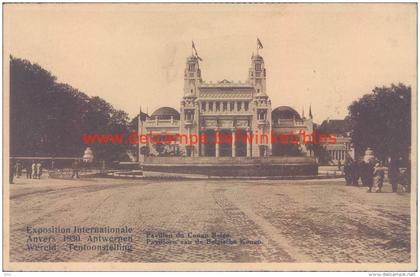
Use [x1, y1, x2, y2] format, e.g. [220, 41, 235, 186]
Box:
[257, 38, 263, 49]
[192, 40, 197, 53]
[309, 104, 313, 119]
[192, 40, 203, 61]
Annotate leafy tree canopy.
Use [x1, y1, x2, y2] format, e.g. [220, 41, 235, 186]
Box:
[10, 56, 132, 162]
[347, 83, 411, 162]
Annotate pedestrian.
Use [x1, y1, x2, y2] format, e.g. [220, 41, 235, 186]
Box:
[388, 158, 399, 193]
[32, 161, 37, 179]
[71, 160, 80, 179]
[351, 160, 361, 186]
[15, 160, 22, 178]
[400, 164, 410, 193]
[26, 161, 32, 179]
[365, 161, 375, 193]
[10, 159, 14, 184]
[343, 159, 352, 185]
[361, 161, 371, 186]
[36, 162, 43, 179]
[373, 162, 385, 193]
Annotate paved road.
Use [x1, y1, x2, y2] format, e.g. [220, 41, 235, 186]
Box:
[9, 177, 411, 263]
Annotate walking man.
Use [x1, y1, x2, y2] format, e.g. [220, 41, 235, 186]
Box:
[388, 158, 400, 193]
[10, 159, 14, 184]
[365, 161, 375, 192]
[15, 160, 22, 178]
[36, 162, 43, 179]
[26, 161, 32, 179]
[343, 159, 352, 185]
[71, 160, 80, 179]
[32, 161, 37, 179]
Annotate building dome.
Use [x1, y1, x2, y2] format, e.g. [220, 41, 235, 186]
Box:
[272, 106, 301, 120]
[151, 107, 180, 120]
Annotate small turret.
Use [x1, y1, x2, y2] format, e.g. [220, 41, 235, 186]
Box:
[183, 53, 202, 97]
[248, 53, 267, 96]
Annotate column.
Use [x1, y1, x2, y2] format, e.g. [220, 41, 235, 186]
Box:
[231, 128, 236, 158]
[246, 129, 251, 157]
[215, 129, 220, 158]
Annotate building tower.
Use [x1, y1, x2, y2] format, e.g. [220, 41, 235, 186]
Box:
[184, 55, 202, 96]
[248, 53, 267, 96]
[180, 54, 202, 157]
[249, 52, 272, 157]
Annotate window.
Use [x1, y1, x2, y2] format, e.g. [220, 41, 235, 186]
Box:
[209, 102, 213, 111]
[223, 102, 227, 112]
[255, 63, 261, 71]
[244, 102, 249, 111]
[230, 102, 234, 111]
[185, 111, 194, 120]
[216, 102, 220, 111]
[237, 102, 242, 111]
[201, 102, 206, 111]
[189, 64, 195, 71]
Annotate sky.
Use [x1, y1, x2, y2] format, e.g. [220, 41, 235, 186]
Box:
[4, 4, 417, 123]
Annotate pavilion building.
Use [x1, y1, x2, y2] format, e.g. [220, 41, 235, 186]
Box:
[139, 46, 313, 160]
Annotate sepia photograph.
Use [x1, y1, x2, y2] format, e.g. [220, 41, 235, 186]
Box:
[2, 3, 417, 272]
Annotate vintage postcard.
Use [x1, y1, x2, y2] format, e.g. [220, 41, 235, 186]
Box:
[2, 3, 417, 272]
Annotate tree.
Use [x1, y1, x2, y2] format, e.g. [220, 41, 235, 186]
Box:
[10, 56, 131, 162]
[10, 56, 56, 157]
[347, 83, 411, 163]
